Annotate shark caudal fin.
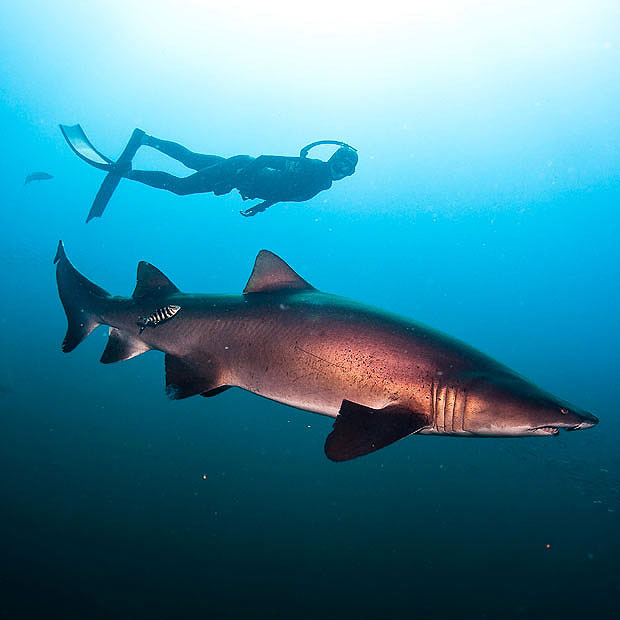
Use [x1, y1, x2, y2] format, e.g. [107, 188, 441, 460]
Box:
[54, 241, 111, 352]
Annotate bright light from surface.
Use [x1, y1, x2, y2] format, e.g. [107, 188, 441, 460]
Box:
[0, 0, 617, 215]
[119, 0, 611, 101]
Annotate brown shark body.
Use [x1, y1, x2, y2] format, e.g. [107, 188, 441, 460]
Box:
[54, 242, 598, 461]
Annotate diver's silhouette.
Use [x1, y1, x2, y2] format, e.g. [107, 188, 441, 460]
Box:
[60, 125, 358, 221]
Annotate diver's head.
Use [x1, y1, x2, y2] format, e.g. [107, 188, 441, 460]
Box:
[329, 147, 358, 180]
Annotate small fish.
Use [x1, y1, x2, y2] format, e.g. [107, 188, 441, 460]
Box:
[25, 171, 53, 184]
[137, 305, 181, 333]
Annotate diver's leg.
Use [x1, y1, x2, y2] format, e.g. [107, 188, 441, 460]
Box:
[127, 171, 194, 195]
[127, 162, 231, 196]
[142, 135, 223, 171]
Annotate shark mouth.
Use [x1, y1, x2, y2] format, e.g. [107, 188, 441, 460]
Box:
[529, 421, 594, 435]
[528, 426, 560, 435]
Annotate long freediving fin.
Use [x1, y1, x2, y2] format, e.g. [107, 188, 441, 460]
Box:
[59, 124, 144, 222]
[59, 124, 113, 170]
[85, 128, 145, 222]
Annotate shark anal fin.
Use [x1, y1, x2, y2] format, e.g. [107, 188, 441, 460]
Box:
[243, 250, 314, 294]
[133, 262, 180, 300]
[200, 385, 232, 397]
[325, 400, 428, 462]
[165, 354, 223, 400]
[101, 328, 150, 364]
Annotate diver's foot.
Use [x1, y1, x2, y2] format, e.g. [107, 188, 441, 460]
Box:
[131, 128, 146, 141]
[109, 160, 132, 176]
[136, 129, 155, 147]
[240, 208, 257, 217]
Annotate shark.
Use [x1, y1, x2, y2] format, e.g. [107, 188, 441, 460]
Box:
[54, 241, 598, 461]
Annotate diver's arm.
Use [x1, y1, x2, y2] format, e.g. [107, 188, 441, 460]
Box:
[239, 200, 277, 217]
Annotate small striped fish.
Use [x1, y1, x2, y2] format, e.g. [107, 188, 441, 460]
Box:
[137, 305, 181, 333]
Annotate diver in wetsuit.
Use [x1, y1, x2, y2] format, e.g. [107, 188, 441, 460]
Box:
[123, 133, 358, 217]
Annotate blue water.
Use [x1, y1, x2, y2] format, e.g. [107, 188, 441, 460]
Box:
[1, 3, 619, 618]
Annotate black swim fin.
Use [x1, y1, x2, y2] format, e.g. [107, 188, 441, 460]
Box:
[59, 124, 113, 170]
[59, 124, 144, 222]
[86, 128, 145, 222]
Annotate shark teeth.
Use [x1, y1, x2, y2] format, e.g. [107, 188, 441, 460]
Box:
[529, 426, 560, 435]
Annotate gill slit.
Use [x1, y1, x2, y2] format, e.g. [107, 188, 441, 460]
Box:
[431, 378, 437, 432]
[450, 388, 459, 433]
[438, 383, 447, 433]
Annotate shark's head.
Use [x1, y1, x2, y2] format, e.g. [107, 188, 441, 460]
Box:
[458, 371, 598, 436]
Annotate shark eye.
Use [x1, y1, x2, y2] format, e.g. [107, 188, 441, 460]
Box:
[560, 408, 569, 415]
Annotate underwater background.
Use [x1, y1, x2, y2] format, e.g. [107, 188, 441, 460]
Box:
[1, 2, 619, 618]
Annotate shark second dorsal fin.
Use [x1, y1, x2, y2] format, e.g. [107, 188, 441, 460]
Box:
[133, 262, 180, 300]
[243, 250, 314, 294]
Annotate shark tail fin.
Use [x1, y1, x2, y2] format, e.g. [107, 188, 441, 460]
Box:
[54, 241, 111, 353]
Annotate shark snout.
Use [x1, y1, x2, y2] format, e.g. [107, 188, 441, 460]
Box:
[565, 410, 598, 431]
[527, 406, 598, 435]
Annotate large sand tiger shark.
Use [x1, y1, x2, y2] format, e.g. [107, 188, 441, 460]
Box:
[54, 242, 598, 461]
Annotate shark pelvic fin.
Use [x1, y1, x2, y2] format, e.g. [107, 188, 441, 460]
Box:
[324, 400, 429, 462]
[133, 262, 180, 300]
[243, 250, 314, 294]
[100, 328, 151, 364]
[165, 354, 224, 400]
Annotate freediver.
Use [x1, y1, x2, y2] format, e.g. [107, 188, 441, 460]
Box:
[59, 124, 358, 221]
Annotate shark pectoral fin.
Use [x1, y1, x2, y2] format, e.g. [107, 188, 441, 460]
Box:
[324, 400, 429, 462]
[100, 328, 151, 363]
[165, 354, 223, 400]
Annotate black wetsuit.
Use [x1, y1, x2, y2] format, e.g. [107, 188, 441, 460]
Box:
[237, 156, 332, 204]
[127, 136, 333, 215]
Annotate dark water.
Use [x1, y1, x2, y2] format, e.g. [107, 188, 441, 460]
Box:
[1, 3, 619, 618]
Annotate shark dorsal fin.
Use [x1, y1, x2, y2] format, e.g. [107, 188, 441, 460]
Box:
[243, 250, 314, 294]
[133, 262, 180, 300]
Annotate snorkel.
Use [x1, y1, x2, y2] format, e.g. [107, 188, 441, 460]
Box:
[299, 140, 358, 158]
[300, 140, 359, 180]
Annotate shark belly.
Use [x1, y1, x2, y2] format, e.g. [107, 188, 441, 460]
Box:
[219, 306, 429, 419]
